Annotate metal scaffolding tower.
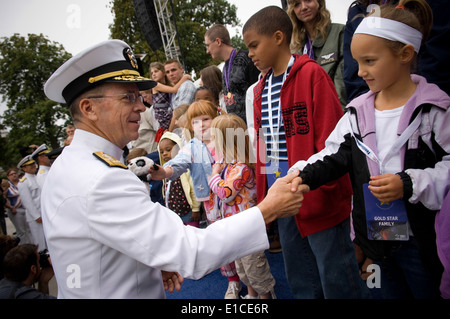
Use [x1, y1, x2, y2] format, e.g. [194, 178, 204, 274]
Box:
[153, 0, 183, 62]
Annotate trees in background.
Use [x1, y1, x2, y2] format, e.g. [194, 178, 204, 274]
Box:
[0, 0, 244, 169]
[109, 0, 243, 76]
[0, 34, 72, 169]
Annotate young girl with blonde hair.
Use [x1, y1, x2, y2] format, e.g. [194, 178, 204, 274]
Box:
[209, 113, 276, 299]
[291, 0, 449, 298]
[150, 100, 220, 202]
[151, 101, 247, 297]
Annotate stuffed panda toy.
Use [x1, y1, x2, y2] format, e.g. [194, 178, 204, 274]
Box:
[127, 156, 156, 193]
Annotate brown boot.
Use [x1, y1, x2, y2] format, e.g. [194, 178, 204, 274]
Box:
[269, 234, 282, 253]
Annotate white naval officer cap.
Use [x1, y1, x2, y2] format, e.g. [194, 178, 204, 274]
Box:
[17, 155, 35, 169]
[30, 144, 50, 160]
[44, 39, 156, 105]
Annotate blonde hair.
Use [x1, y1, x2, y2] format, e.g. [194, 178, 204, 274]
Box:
[185, 100, 220, 139]
[172, 104, 189, 131]
[172, 104, 189, 120]
[288, 0, 331, 52]
[211, 113, 255, 171]
[1, 179, 9, 191]
[368, 0, 432, 70]
[372, 0, 433, 47]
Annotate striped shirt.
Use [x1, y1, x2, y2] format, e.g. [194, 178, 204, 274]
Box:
[260, 64, 292, 162]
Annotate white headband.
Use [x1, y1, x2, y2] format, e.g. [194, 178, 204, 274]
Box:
[354, 17, 423, 53]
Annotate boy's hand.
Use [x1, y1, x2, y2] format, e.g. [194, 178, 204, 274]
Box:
[368, 174, 403, 203]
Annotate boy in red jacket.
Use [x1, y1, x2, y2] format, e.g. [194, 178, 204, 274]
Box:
[243, 6, 370, 298]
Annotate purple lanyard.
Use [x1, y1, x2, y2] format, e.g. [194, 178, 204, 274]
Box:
[224, 49, 237, 93]
[304, 34, 314, 60]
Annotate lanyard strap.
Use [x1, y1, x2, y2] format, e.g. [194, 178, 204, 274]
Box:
[348, 110, 422, 174]
[224, 49, 237, 93]
[266, 56, 295, 152]
[303, 34, 314, 60]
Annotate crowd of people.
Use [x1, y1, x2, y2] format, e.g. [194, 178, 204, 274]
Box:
[1, 0, 449, 300]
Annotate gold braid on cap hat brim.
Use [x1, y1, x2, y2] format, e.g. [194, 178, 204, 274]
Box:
[89, 69, 141, 83]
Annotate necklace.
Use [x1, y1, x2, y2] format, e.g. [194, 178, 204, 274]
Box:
[224, 49, 237, 98]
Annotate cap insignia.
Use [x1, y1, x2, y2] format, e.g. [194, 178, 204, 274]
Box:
[123, 48, 139, 70]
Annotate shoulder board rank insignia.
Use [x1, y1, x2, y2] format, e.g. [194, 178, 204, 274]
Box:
[93, 152, 128, 169]
[19, 176, 27, 183]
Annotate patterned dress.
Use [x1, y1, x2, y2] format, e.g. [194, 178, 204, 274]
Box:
[206, 162, 257, 220]
[206, 161, 257, 277]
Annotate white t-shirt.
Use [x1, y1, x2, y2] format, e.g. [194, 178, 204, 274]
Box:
[374, 106, 404, 174]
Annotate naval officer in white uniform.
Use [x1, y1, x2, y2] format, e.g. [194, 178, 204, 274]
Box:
[42, 39, 308, 299]
[30, 144, 52, 189]
[17, 155, 47, 250]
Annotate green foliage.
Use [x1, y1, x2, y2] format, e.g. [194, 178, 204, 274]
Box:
[0, 1, 245, 170]
[108, 0, 241, 77]
[108, 0, 167, 78]
[231, 33, 247, 51]
[0, 33, 72, 169]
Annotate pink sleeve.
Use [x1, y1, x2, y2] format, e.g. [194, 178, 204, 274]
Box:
[208, 163, 250, 204]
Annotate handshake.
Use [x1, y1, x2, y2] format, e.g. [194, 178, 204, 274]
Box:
[150, 163, 309, 224]
[257, 169, 309, 224]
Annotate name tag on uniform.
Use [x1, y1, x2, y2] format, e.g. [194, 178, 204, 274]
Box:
[318, 52, 337, 65]
[363, 184, 409, 241]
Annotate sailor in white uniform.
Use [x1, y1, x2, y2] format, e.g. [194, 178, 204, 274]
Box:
[30, 144, 52, 188]
[16, 155, 47, 250]
[42, 39, 308, 299]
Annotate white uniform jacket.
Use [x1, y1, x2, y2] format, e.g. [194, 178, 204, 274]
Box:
[36, 165, 50, 189]
[18, 173, 42, 222]
[41, 129, 269, 299]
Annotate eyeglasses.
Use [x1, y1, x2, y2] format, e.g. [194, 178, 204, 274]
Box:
[87, 92, 144, 104]
[204, 38, 220, 50]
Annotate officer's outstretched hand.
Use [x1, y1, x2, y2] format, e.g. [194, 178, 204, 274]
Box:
[161, 271, 184, 293]
[257, 169, 309, 224]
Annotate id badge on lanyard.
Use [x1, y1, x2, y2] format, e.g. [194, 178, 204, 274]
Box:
[348, 112, 422, 241]
[265, 56, 294, 187]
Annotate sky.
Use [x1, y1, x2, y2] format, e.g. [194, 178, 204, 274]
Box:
[0, 0, 355, 55]
[0, 0, 355, 114]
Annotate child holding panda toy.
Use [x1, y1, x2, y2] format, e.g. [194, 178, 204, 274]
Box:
[157, 132, 201, 227]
